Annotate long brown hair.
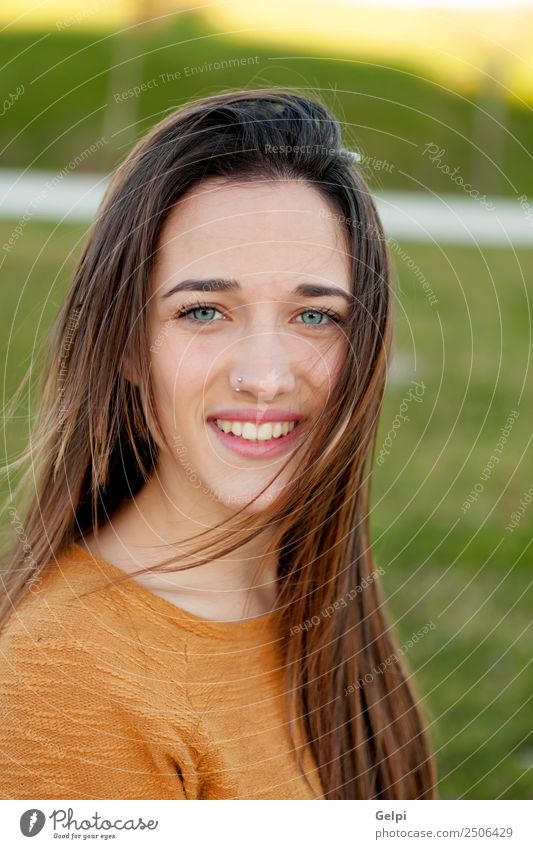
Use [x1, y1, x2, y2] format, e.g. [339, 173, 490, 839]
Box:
[1, 87, 438, 799]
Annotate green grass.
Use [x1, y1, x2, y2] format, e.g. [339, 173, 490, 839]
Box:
[1, 10, 532, 197]
[0, 218, 531, 799]
[373, 243, 532, 799]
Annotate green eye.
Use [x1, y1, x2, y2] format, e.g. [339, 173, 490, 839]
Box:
[190, 306, 220, 322]
[173, 302, 343, 327]
[299, 309, 334, 326]
[174, 303, 224, 323]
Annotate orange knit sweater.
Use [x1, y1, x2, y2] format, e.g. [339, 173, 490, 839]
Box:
[0, 543, 324, 800]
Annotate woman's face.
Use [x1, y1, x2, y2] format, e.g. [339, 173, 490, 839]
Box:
[146, 177, 353, 515]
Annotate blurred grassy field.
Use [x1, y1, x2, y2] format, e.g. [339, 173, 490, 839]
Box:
[1, 9, 532, 198]
[0, 217, 531, 799]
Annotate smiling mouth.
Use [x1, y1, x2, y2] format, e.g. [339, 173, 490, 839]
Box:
[206, 417, 305, 455]
[212, 419, 300, 442]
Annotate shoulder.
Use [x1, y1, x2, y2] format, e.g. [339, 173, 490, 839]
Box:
[0, 542, 191, 712]
[0, 544, 202, 799]
[2, 541, 187, 635]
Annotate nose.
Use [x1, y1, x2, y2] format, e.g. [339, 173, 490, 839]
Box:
[230, 332, 296, 404]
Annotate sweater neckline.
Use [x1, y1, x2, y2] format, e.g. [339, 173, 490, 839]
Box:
[69, 542, 281, 638]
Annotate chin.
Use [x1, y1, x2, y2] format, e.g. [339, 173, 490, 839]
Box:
[210, 484, 280, 514]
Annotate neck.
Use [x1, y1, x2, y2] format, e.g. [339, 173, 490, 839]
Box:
[81, 470, 280, 620]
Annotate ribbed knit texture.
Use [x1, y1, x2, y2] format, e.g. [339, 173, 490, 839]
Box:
[0, 543, 324, 800]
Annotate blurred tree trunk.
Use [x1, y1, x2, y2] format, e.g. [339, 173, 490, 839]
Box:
[470, 56, 508, 199]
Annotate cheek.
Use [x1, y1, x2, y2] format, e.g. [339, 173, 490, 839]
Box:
[150, 337, 215, 408]
[308, 340, 347, 394]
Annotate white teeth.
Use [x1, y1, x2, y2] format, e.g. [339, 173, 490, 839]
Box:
[214, 419, 297, 441]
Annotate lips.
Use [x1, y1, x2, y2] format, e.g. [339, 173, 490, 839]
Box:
[207, 408, 302, 425]
[207, 417, 306, 458]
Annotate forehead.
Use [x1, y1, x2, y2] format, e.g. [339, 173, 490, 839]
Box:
[153, 178, 352, 296]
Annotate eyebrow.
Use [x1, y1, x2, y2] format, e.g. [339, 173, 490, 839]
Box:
[162, 277, 354, 304]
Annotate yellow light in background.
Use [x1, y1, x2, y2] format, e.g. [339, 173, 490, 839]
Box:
[0, 0, 132, 30]
[207, 0, 533, 103]
[0, 0, 531, 102]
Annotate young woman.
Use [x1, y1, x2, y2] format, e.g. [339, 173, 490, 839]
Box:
[0, 88, 437, 800]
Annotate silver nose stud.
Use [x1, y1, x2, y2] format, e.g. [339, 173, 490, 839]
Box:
[235, 376, 243, 392]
